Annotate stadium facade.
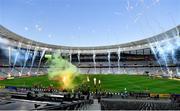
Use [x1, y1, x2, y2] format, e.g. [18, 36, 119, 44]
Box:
[0, 25, 180, 77]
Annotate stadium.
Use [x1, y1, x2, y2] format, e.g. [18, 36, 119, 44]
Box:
[0, 24, 180, 110]
[0, 0, 180, 110]
[1, 25, 180, 76]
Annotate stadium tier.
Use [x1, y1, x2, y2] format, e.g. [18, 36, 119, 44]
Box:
[0, 25, 180, 77]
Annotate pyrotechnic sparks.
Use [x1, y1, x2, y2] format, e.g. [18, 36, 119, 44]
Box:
[149, 37, 180, 76]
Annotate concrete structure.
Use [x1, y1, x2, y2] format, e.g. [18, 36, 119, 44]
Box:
[0, 25, 180, 53]
[0, 25, 180, 75]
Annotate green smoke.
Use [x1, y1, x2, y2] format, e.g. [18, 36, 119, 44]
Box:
[47, 54, 79, 90]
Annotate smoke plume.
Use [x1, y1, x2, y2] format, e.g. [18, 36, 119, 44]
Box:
[48, 54, 79, 90]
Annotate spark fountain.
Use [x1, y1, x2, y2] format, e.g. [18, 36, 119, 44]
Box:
[149, 42, 165, 75]
[168, 37, 180, 76]
[8, 46, 11, 66]
[29, 47, 39, 76]
[8, 46, 11, 77]
[77, 50, 81, 72]
[117, 47, 121, 73]
[78, 50, 81, 64]
[174, 31, 180, 76]
[21, 44, 31, 76]
[11, 42, 22, 76]
[149, 36, 180, 77]
[69, 51, 72, 63]
[93, 50, 96, 74]
[37, 48, 46, 74]
[155, 41, 170, 74]
[108, 50, 111, 73]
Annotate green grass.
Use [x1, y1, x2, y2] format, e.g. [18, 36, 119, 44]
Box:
[0, 74, 180, 94]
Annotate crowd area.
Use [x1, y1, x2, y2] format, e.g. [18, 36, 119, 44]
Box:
[1, 85, 180, 103]
[0, 84, 180, 110]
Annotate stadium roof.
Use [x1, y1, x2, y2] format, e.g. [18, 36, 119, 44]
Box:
[0, 25, 180, 53]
